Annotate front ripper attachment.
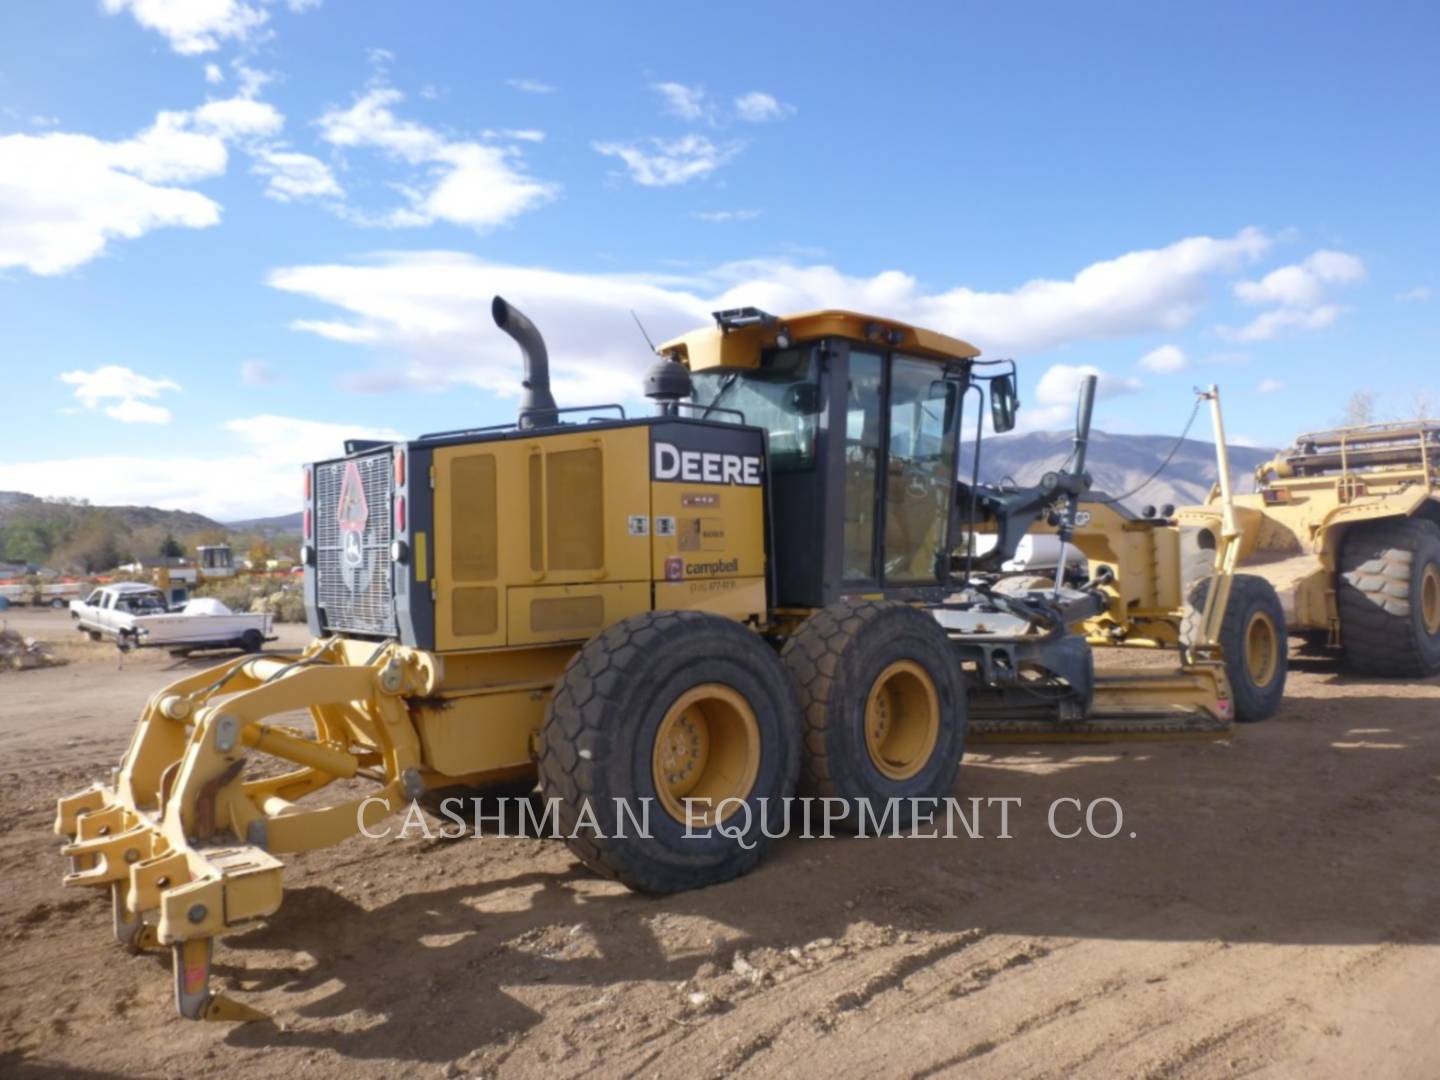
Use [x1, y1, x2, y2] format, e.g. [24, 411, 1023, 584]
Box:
[54, 637, 436, 1021]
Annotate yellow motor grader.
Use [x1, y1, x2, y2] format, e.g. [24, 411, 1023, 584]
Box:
[55, 299, 1280, 1022]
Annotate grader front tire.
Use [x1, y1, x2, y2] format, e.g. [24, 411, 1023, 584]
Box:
[1339, 518, 1440, 677]
[780, 600, 966, 828]
[538, 611, 801, 894]
[1183, 575, 1288, 722]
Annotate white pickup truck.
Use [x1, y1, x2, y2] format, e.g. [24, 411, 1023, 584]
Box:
[69, 582, 275, 654]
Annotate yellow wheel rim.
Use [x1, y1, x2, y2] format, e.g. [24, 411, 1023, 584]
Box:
[863, 660, 940, 781]
[652, 684, 760, 827]
[1422, 564, 1440, 636]
[1244, 610, 1280, 687]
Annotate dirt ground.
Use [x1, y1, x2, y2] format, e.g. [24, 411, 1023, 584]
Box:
[1, 606, 1437, 1079]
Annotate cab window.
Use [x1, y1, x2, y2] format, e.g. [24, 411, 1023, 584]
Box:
[842, 352, 959, 584]
[843, 351, 884, 579]
[884, 358, 958, 583]
[689, 348, 820, 472]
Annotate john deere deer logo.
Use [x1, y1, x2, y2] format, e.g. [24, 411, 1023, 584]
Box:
[336, 460, 370, 587]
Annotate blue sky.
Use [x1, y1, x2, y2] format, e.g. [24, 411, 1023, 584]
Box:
[1, 0, 1436, 519]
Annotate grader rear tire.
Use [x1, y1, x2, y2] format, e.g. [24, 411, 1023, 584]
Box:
[539, 610, 801, 894]
[1182, 575, 1287, 722]
[780, 600, 966, 829]
[1339, 518, 1440, 677]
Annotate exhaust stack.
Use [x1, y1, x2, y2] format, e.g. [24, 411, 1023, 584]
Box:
[493, 295, 559, 429]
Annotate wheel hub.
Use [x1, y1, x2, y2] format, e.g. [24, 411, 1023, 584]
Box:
[1422, 564, 1440, 637]
[863, 660, 940, 781]
[1245, 610, 1279, 687]
[652, 684, 759, 826]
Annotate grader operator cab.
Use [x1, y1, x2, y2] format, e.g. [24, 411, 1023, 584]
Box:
[54, 297, 1275, 1023]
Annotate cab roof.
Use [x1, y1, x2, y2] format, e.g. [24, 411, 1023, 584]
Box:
[658, 309, 981, 372]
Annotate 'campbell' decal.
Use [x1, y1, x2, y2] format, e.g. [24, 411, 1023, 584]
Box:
[653, 442, 761, 486]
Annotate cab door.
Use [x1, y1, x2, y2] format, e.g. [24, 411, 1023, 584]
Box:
[839, 350, 958, 590]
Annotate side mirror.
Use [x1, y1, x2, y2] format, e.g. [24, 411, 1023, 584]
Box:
[991, 374, 1019, 433]
[784, 383, 822, 415]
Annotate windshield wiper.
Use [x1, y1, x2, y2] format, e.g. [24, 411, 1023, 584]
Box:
[698, 372, 740, 420]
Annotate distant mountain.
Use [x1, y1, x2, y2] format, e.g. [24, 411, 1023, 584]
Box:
[961, 429, 1277, 511]
[222, 511, 303, 537]
[0, 491, 225, 535]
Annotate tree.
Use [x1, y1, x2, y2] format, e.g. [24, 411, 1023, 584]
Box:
[159, 533, 184, 558]
[189, 528, 229, 549]
[248, 539, 275, 567]
[52, 511, 126, 573]
[1413, 389, 1436, 422]
[1342, 390, 1376, 427]
[2, 522, 52, 565]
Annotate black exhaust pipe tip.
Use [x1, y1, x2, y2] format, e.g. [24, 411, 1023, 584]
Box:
[492, 294, 559, 429]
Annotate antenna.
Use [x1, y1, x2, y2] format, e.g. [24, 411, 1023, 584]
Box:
[631, 309, 659, 355]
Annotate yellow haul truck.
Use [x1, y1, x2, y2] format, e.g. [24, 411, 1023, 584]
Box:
[1055, 419, 1440, 683]
[55, 299, 1278, 1021]
[1181, 422, 1440, 676]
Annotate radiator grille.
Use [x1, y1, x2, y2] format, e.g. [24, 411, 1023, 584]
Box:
[314, 452, 396, 636]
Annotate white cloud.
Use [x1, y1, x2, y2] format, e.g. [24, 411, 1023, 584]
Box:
[693, 209, 762, 223]
[241, 359, 281, 385]
[1138, 344, 1188, 373]
[101, 0, 320, 54]
[317, 86, 556, 229]
[204, 63, 224, 85]
[234, 62, 271, 98]
[653, 82, 710, 122]
[1016, 364, 1142, 434]
[1220, 304, 1343, 343]
[593, 134, 741, 186]
[0, 127, 222, 275]
[1234, 249, 1365, 307]
[0, 83, 294, 274]
[266, 229, 1264, 407]
[251, 149, 343, 201]
[506, 78, 555, 94]
[191, 96, 284, 140]
[1257, 378, 1285, 394]
[102, 0, 270, 55]
[1034, 363, 1142, 405]
[1396, 286, 1431, 303]
[59, 365, 180, 424]
[319, 87, 436, 159]
[734, 91, 794, 122]
[0, 413, 403, 520]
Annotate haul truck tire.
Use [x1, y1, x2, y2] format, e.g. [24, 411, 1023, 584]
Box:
[1339, 518, 1440, 678]
[539, 610, 801, 894]
[780, 600, 966, 829]
[1182, 574, 1288, 722]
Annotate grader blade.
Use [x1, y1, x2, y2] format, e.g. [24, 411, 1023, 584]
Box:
[54, 638, 432, 1021]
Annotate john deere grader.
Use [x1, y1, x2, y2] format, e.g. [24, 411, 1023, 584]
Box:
[54, 298, 1282, 1021]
